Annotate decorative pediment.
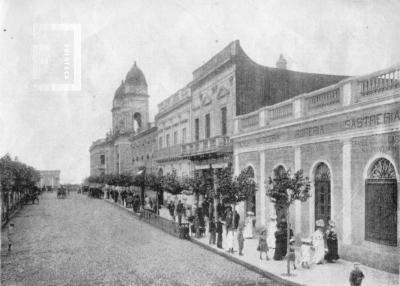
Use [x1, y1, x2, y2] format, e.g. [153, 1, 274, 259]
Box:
[217, 86, 230, 99]
[201, 92, 212, 106]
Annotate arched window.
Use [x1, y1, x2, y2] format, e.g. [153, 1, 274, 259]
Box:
[314, 162, 331, 228]
[133, 112, 142, 132]
[365, 158, 397, 246]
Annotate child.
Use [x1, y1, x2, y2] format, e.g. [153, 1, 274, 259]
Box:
[258, 229, 269, 260]
[300, 238, 312, 269]
[286, 238, 297, 270]
[349, 262, 365, 286]
[237, 226, 244, 256]
[7, 223, 15, 251]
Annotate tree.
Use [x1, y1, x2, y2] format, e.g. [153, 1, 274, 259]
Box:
[183, 171, 208, 208]
[216, 165, 257, 221]
[265, 168, 310, 276]
[266, 168, 310, 220]
[163, 170, 184, 195]
[145, 173, 164, 213]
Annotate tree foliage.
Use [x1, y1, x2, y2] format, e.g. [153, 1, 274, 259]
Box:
[163, 170, 184, 195]
[216, 165, 257, 205]
[0, 154, 40, 194]
[266, 168, 310, 218]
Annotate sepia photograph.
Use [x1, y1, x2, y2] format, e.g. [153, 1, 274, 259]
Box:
[0, 0, 399, 285]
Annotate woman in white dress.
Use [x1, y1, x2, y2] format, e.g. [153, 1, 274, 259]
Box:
[226, 227, 235, 253]
[312, 219, 325, 264]
[243, 212, 254, 238]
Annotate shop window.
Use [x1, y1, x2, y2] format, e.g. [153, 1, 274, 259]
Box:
[314, 162, 331, 228]
[365, 158, 397, 246]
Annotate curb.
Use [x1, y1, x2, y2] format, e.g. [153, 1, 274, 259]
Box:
[1, 206, 23, 229]
[190, 239, 305, 286]
[101, 197, 305, 286]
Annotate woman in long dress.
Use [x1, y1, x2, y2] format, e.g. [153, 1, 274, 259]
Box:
[226, 227, 235, 253]
[325, 220, 339, 262]
[312, 219, 325, 264]
[243, 212, 254, 238]
[273, 222, 288, 260]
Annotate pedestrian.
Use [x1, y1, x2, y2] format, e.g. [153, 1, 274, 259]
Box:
[325, 220, 340, 262]
[217, 202, 224, 219]
[237, 226, 244, 256]
[176, 200, 184, 224]
[233, 210, 240, 230]
[225, 208, 232, 233]
[274, 222, 287, 260]
[258, 229, 269, 260]
[311, 219, 325, 264]
[209, 217, 216, 245]
[216, 217, 223, 249]
[300, 238, 312, 269]
[226, 226, 235, 253]
[286, 238, 297, 270]
[349, 262, 365, 286]
[168, 200, 175, 221]
[7, 222, 15, 251]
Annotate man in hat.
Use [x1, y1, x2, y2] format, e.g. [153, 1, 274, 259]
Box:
[349, 262, 365, 286]
[216, 217, 223, 249]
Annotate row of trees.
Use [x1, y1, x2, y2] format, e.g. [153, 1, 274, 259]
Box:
[0, 154, 41, 222]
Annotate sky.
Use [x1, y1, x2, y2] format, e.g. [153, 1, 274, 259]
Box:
[0, 0, 399, 183]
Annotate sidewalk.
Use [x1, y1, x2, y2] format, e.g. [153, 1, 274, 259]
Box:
[158, 206, 398, 286]
[104, 199, 398, 286]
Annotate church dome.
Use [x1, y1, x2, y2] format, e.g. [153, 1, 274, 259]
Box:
[114, 80, 125, 99]
[125, 62, 147, 91]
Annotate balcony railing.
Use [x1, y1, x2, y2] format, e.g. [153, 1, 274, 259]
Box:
[307, 88, 340, 110]
[239, 113, 259, 132]
[181, 135, 232, 156]
[359, 68, 400, 97]
[269, 103, 293, 121]
[154, 145, 182, 161]
[234, 64, 400, 134]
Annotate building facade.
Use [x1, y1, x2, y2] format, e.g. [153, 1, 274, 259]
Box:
[90, 62, 155, 177]
[182, 40, 346, 209]
[130, 125, 157, 174]
[232, 65, 400, 273]
[154, 87, 192, 177]
[39, 170, 60, 188]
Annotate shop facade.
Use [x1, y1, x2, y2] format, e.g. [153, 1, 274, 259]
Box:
[232, 65, 400, 273]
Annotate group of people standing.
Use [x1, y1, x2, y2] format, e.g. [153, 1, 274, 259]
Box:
[260, 217, 340, 269]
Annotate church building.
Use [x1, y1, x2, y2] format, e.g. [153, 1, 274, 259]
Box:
[90, 62, 157, 176]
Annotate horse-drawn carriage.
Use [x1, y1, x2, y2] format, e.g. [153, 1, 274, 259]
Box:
[23, 187, 40, 204]
[57, 187, 67, 199]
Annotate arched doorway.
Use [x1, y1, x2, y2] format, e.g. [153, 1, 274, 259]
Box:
[365, 158, 397, 246]
[314, 162, 331, 228]
[245, 166, 256, 215]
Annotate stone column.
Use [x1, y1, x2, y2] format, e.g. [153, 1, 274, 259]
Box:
[342, 139, 352, 244]
[294, 146, 302, 234]
[259, 151, 266, 226]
